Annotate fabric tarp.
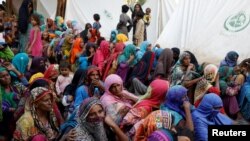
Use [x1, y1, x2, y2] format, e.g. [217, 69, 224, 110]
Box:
[37, 0, 57, 20]
[156, 0, 250, 65]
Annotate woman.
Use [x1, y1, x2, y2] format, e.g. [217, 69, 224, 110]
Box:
[25, 57, 46, 81]
[192, 93, 233, 141]
[120, 79, 169, 131]
[219, 66, 242, 119]
[70, 37, 84, 71]
[102, 42, 125, 80]
[13, 87, 59, 140]
[11, 53, 29, 75]
[80, 23, 92, 44]
[153, 48, 173, 80]
[100, 74, 138, 125]
[92, 40, 110, 73]
[194, 64, 220, 107]
[61, 34, 74, 61]
[73, 97, 128, 141]
[131, 3, 144, 43]
[170, 52, 202, 104]
[127, 51, 155, 95]
[220, 51, 239, 67]
[134, 11, 145, 47]
[18, 0, 33, 52]
[136, 41, 152, 62]
[161, 85, 194, 133]
[0, 66, 29, 140]
[117, 44, 137, 82]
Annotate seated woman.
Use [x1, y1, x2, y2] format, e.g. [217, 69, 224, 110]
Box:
[220, 51, 239, 67]
[13, 87, 59, 140]
[100, 74, 138, 125]
[161, 85, 194, 134]
[171, 52, 202, 104]
[73, 97, 128, 141]
[116, 44, 137, 82]
[120, 79, 169, 131]
[192, 93, 233, 141]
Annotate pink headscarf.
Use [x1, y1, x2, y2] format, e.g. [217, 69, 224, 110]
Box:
[135, 79, 170, 113]
[100, 74, 138, 109]
[92, 40, 110, 72]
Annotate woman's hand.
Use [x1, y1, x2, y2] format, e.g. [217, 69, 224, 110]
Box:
[104, 115, 117, 128]
[64, 129, 77, 141]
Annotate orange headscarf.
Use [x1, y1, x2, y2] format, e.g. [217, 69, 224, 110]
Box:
[70, 38, 83, 64]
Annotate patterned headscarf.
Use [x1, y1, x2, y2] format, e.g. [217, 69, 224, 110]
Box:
[76, 97, 108, 141]
[30, 87, 58, 139]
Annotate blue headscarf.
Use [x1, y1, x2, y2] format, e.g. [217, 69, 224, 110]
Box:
[152, 47, 163, 69]
[110, 30, 118, 43]
[220, 51, 239, 67]
[136, 41, 151, 61]
[163, 85, 188, 118]
[12, 53, 29, 74]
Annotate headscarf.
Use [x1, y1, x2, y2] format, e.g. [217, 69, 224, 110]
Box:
[76, 97, 108, 141]
[132, 110, 173, 141]
[30, 87, 59, 139]
[43, 64, 59, 80]
[135, 79, 169, 113]
[28, 72, 44, 84]
[61, 34, 73, 57]
[194, 79, 212, 106]
[185, 51, 199, 70]
[148, 129, 176, 141]
[70, 37, 83, 64]
[18, 0, 33, 34]
[118, 44, 137, 66]
[12, 53, 29, 74]
[152, 47, 163, 69]
[220, 51, 239, 67]
[92, 40, 110, 72]
[101, 74, 136, 109]
[129, 51, 155, 83]
[204, 64, 218, 83]
[102, 43, 125, 80]
[116, 33, 128, 43]
[110, 30, 118, 43]
[136, 41, 151, 61]
[194, 93, 233, 124]
[153, 48, 173, 80]
[163, 85, 188, 118]
[87, 65, 102, 96]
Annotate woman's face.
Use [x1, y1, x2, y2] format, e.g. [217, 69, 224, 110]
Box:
[89, 70, 100, 81]
[147, 44, 152, 51]
[109, 43, 115, 52]
[87, 104, 105, 121]
[109, 83, 122, 96]
[0, 70, 11, 86]
[135, 5, 141, 12]
[182, 56, 191, 66]
[35, 94, 52, 112]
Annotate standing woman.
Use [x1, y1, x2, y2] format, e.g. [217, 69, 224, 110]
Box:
[18, 0, 33, 52]
[134, 11, 145, 47]
[26, 14, 43, 57]
[131, 4, 144, 43]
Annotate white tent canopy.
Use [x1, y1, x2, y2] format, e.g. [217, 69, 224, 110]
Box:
[156, 0, 250, 65]
[37, 0, 57, 20]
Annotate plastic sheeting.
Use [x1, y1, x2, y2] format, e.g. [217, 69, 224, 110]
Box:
[156, 0, 250, 65]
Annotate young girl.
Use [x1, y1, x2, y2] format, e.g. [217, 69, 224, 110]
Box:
[56, 61, 74, 98]
[26, 14, 43, 57]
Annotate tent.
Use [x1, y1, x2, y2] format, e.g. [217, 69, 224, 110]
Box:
[37, 0, 57, 19]
[156, 0, 250, 65]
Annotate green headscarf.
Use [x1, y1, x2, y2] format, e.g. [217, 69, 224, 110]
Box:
[0, 66, 6, 121]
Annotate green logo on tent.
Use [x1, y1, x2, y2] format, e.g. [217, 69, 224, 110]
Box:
[224, 11, 250, 32]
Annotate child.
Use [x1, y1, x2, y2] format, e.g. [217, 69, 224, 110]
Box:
[89, 14, 101, 43]
[143, 7, 151, 26]
[143, 7, 151, 41]
[56, 61, 73, 98]
[26, 14, 43, 57]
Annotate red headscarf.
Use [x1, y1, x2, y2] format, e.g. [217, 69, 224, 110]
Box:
[102, 43, 125, 80]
